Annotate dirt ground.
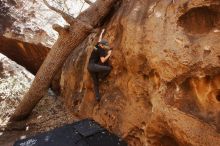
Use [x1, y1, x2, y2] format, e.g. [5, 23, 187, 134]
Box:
[0, 95, 75, 146]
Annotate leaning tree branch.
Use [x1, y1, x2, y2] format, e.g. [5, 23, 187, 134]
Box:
[10, 0, 120, 121]
[43, 0, 75, 24]
[84, 0, 93, 5]
[52, 24, 70, 35]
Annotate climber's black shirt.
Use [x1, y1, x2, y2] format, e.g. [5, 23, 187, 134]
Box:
[89, 45, 107, 64]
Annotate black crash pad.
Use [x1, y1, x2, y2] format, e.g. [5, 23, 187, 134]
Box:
[73, 119, 103, 137]
[13, 119, 127, 146]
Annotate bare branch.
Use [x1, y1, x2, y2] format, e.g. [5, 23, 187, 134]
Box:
[43, 0, 75, 24]
[79, 1, 85, 14]
[63, 0, 70, 12]
[52, 24, 64, 34]
[84, 0, 93, 5]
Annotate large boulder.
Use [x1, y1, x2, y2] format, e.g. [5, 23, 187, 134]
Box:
[61, 0, 220, 145]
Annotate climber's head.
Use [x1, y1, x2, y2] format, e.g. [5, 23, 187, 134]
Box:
[98, 39, 110, 50]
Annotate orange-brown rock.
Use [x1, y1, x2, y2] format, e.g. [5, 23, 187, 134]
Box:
[61, 0, 220, 145]
[1, 0, 220, 145]
[0, 36, 49, 74]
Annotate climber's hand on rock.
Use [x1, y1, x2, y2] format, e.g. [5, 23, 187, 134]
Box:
[108, 50, 112, 56]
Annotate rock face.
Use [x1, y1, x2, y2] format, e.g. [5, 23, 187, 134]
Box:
[60, 0, 220, 145]
[0, 53, 34, 127]
[0, 36, 49, 74]
[0, 0, 67, 73]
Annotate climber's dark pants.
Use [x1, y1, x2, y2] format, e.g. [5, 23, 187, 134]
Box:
[87, 63, 111, 99]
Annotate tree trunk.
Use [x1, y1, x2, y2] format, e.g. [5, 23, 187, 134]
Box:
[11, 0, 119, 121]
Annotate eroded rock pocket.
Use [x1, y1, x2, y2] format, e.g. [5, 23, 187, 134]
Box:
[178, 5, 220, 34]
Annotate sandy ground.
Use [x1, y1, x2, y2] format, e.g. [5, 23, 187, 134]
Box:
[0, 95, 74, 146]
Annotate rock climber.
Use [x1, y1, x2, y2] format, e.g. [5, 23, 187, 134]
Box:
[87, 40, 112, 101]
